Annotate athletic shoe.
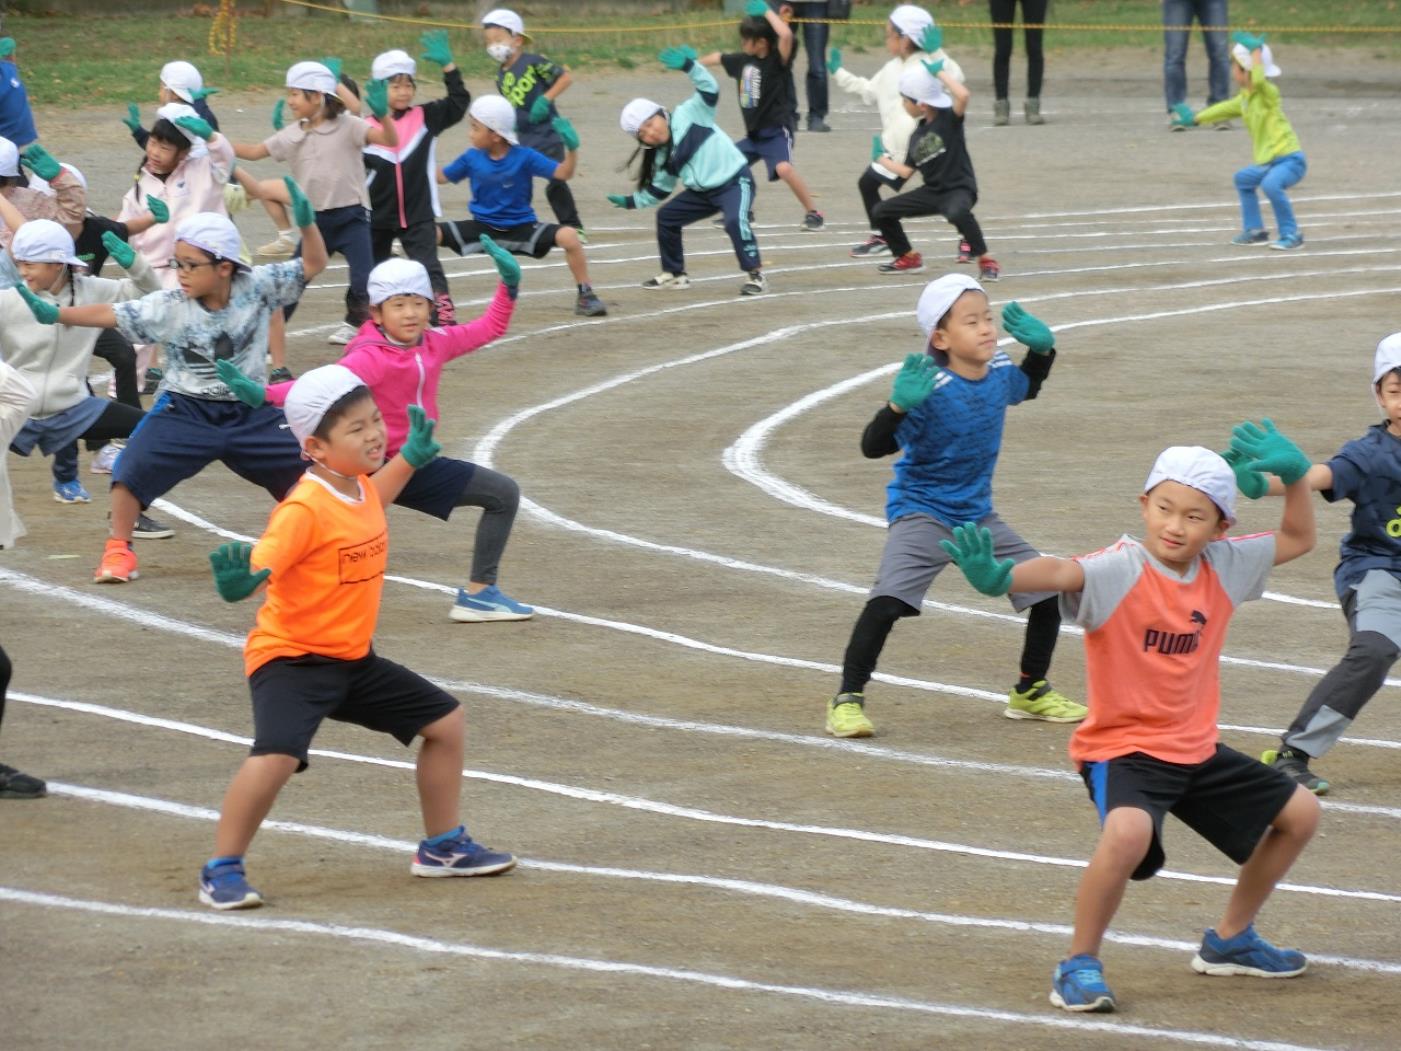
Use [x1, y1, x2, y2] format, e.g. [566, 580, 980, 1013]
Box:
[434, 292, 457, 326]
[740, 269, 768, 296]
[978, 255, 1001, 282]
[1262, 747, 1330, 795]
[449, 584, 534, 623]
[1050, 954, 1115, 1012]
[132, 513, 175, 540]
[222, 182, 250, 214]
[0, 762, 46, 799]
[140, 367, 163, 395]
[411, 826, 517, 877]
[89, 442, 122, 475]
[807, 116, 832, 133]
[267, 366, 294, 385]
[826, 693, 874, 738]
[53, 478, 91, 504]
[642, 271, 690, 290]
[1191, 924, 1307, 978]
[94, 538, 138, 583]
[198, 860, 263, 910]
[878, 252, 924, 274]
[327, 322, 359, 345]
[955, 239, 973, 264]
[1006, 680, 1087, 722]
[801, 210, 825, 231]
[575, 228, 589, 245]
[1270, 234, 1304, 251]
[849, 235, 890, 258]
[1231, 229, 1269, 246]
[575, 290, 608, 317]
[1214, 119, 1234, 131]
[994, 99, 1011, 126]
[256, 232, 297, 257]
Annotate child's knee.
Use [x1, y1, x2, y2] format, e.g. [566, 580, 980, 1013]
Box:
[774, 161, 793, 179]
[1233, 167, 1260, 191]
[556, 226, 579, 249]
[420, 704, 465, 743]
[1099, 807, 1155, 857]
[1274, 786, 1321, 840]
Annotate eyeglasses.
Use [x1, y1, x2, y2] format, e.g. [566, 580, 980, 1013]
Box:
[167, 257, 221, 273]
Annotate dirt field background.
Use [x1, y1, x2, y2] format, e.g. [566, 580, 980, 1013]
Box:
[3, 44, 1401, 1050]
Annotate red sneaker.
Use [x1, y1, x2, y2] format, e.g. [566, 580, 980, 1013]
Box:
[955, 240, 973, 264]
[978, 255, 1001, 282]
[877, 252, 925, 274]
[94, 538, 138, 583]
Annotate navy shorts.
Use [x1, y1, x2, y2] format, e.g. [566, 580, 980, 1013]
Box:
[248, 651, 460, 771]
[392, 455, 477, 521]
[112, 392, 306, 508]
[1080, 745, 1298, 881]
[738, 126, 794, 182]
[438, 219, 560, 260]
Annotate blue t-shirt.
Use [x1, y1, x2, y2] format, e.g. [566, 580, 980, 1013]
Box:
[1323, 423, 1401, 597]
[886, 353, 1029, 526]
[441, 145, 560, 228]
[0, 61, 37, 147]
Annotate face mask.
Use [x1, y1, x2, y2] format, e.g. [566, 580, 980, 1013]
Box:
[486, 43, 513, 63]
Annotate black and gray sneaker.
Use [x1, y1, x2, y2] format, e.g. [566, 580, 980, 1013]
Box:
[801, 210, 825, 231]
[740, 269, 767, 296]
[132, 512, 176, 540]
[574, 289, 608, 317]
[1262, 747, 1330, 795]
[268, 366, 294, 384]
[0, 762, 46, 799]
[141, 367, 164, 395]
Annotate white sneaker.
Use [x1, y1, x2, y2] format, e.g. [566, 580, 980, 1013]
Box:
[327, 322, 359, 345]
[640, 271, 690, 290]
[90, 442, 123, 475]
[740, 270, 767, 296]
[256, 232, 297, 257]
[222, 182, 250, 214]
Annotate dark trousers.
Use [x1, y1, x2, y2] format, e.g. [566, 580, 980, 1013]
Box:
[789, 1, 831, 121]
[872, 186, 986, 258]
[858, 165, 906, 229]
[286, 204, 373, 327]
[84, 328, 142, 452]
[0, 643, 9, 731]
[990, 0, 1048, 100]
[372, 221, 449, 299]
[53, 399, 146, 483]
[536, 140, 582, 229]
[657, 172, 760, 275]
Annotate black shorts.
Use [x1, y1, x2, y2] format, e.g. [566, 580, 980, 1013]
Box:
[248, 652, 460, 771]
[1079, 745, 1297, 881]
[392, 455, 476, 521]
[438, 218, 560, 259]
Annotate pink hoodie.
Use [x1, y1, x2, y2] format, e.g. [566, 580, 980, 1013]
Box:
[268, 283, 515, 457]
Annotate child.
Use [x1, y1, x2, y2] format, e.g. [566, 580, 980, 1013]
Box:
[0, 138, 85, 290]
[0, 357, 38, 551]
[217, 252, 536, 621]
[198, 365, 515, 910]
[825, 274, 1083, 738]
[437, 95, 605, 317]
[0, 641, 45, 798]
[364, 34, 471, 325]
[1246, 334, 1401, 795]
[1172, 33, 1306, 251]
[482, 7, 585, 234]
[123, 61, 221, 154]
[233, 61, 399, 346]
[612, 46, 766, 297]
[700, 0, 823, 231]
[828, 8, 966, 259]
[940, 438, 1321, 1012]
[14, 196, 326, 585]
[0, 36, 38, 148]
[868, 57, 999, 281]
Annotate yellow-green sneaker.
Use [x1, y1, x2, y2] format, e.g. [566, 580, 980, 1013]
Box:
[1006, 680, 1087, 723]
[826, 693, 874, 738]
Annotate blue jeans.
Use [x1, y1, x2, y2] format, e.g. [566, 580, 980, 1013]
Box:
[788, 1, 830, 121]
[1162, 0, 1230, 110]
[1235, 151, 1307, 240]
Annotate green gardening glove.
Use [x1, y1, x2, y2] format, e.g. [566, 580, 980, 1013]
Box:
[528, 94, 551, 124]
[659, 45, 697, 71]
[1229, 417, 1311, 486]
[921, 22, 944, 55]
[1170, 102, 1196, 128]
[146, 194, 169, 223]
[364, 77, 389, 119]
[215, 359, 266, 409]
[400, 404, 441, 468]
[939, 523, 1015, 597]
[20, 143, 60, 182]
[419, 29, 454, 68]
[1232, 30, 1267, 52]
[209, 542, 271, 603]
[922, 57, 945, 79]
[607, 193, 630, 208]
[745, 0, 770, 16]
[827, 47, 842, 75]
[551, 115, 580, 150]
[122, 102, 142, 133]
[0, 38, 15, 59]
[889, 352, 939, 412]
[272, 97, 286, 131]
[479, 233, 521, 289]
[284, 175, 316, 228]
[321, 57, 343, 83]
[1001, 301, 1055, 354]
[16, 285, 58, 325]
[174, 114, 213, 140]
[191, 86, 221, 101]
[101, 231, 136, 271]
[870, 134, 884, 161]
[1220, 447, 1268, 500]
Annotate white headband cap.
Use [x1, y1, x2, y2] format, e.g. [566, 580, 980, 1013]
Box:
[916, 273, 984, 338]
[368, 258, 433, 306]
[889, 4, 934, 40]
[156, 102, 202, 142]
[481, 8, 527, 37]
[469, 95, 519, 144]
[160, 60, 203, 103]
[1231, 42, 1281, 77]
[174, 212, 251, 272]
[58, 162, 86, 190]
[372, 49, 417, 82]
[286, 60, 337, 96]
[0, 136, 20, 177]
[284, 364, 368, 446]
[898, 64, 951, 107]
[1144, 446, 1237, 525]
[621, 97, 665, 136]
[1373, 333, 1401, 386]
[9, 218, 85, 266]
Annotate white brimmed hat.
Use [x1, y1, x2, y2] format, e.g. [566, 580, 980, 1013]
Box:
[174, 212, 251, 272]
[368, 258, 433, 306]
[916, 273, 984, 338]
[481, 8, 530, 41]
[1144, 446, 1237, 525]
[0, 136, 19, 177]
[469, 95, 518, 144]
[372, 49, 417, 82]
[160, 60, 204, 103]
[1373, 332, 1401, 385]
[286, 60, 338, 96]
[9, 219, 86, 266]
[1231, 42, 1281, 77]
[156, 102, 203, 142]
[621, 97, 665, 136]
[898, 63, 951, 108]
[284, 364, 368, 446]
[889, 4, 934, 40]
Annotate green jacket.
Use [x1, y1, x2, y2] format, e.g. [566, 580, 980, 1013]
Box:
[1197, 63, 1301, 165]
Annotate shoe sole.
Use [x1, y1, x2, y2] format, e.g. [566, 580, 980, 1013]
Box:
[0, 784, 47, 799]
[740, 286, 766, 296]
[1049, 990, 1115, 1012]
[411, 856, 518, 877]
[449, 605, 534, 623]
[574, 304, 608, 317]
[1269, 243, 1304, 251]
[825, 722, 874, 738]
[878, 266, 925, 275]
[132, 528, 176, 540]
[53, 493, 91, 504]
[198, 888, 263, 910]
[94, 568, 138, 583]
[1190, 954, 1306, 978]
[1003, 705, 1085, 723]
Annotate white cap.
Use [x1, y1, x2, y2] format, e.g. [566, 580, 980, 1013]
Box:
[284, 364, 368, 447]
[368, 257, 432, 306]
[1144, 446, 1237, 525]
[174, 212, 251, 272]
[889, 4, 934, 40]
[898, 64, 951, 108]
[469, 95, 518, 144]
[1373, 332, 1401, 385]
[59, 162, 86, 190]
[481, 8, 529, 39]
[1231, 42, 1281, 77]
[286, 60, 337, 96]
[160, 60, 203, 103]
[916, 273, 984, 337]
[9, 218, 86, 266]
[0, 135, 19, 177]
[372, 49, 417, 82]
[621, 97, 665, 136]
[156, 102, 203, 142]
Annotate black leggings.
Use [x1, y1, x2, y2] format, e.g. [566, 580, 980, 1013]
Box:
[53, 399, 147, 483]
[990, 0, 1048, 100]
[0, 643, 10, 731]
[85, 328, 142, 451]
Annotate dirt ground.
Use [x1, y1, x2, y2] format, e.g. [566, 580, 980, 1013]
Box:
[4, 43, 1401, 1050]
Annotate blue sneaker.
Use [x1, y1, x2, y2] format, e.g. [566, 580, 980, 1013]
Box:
[449, 584, 534, 623]
[52, 479, 91, 504]
[1270, 234, 1304, 251]
[411, 826, 517, 877]
[1191, 924, 1306, 977]
[198, 860, 263, 910]
[1050, 954, 1116, 1012]
[1230, 228, 1269, 246]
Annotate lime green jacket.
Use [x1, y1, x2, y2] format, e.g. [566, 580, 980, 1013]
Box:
[1196, 63, 1301, 165]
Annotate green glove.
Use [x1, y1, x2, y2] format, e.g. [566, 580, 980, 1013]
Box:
[1229, 418, 1311, 486]
[0, 38, 15, 59]
[215, 359, 266, 408]
[1220, 447, 1268, 500]
[659, 45, 697, 70]
[528, 94, 551, 124]
[20, 144, 60, 182]
[420, 29, 454, 68]
[122, 102, 142, 133]
[938, 523, 1014, 597]
[146, 194, 169, 223]
[191, 86, 220, 101]
[174, 114, 213, 140]
[870, 134, 884, 161]
[364, 78, 389, 119]
[284, 175, 315, 228]
[921, 22, 944, 55]
[745, 0, 770, 16]
[607, 193, 630, 208]
[479, 233, 521, 289]
[209, 542, 271, 603]
[827, 47, 842, 75]
[551, 115, 579, 150]
[272, 98, 286, 131]
[1170, 102, 1196, 128]
[1001, 301, 1054, 354]
[101, 231, 136, 271]
[400, 405, 441, 468]
[922, 57, 945, 78]
[1232, 30, 1266, 51]
[321, 57, 343, 83]
[889, 352, 939, 412]
[16, 285, 58, 325]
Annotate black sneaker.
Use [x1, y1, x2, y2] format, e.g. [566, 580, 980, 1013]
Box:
[574, 290, 607, 317]
[1262, 748, 1330, 795]
[801, 210, 825, 231]
[807, 116, 831, 133]
[0, 762, 46, 799]
[132, 512, 176, 540]
[267, 366, 294, 384]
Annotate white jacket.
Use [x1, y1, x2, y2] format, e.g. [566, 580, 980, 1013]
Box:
[0, 359, 38, 549]
[833, 49, 965, 163]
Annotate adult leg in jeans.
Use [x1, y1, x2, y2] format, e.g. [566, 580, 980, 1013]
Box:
[1161, 0, 1193, 110]
[989, 0, 1016, 101]
[1260, 153, 1307, 241]
[1022, 0, 1048, 98]
[802, 2, 830, 123]
[1200, 0, 1231, 105]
